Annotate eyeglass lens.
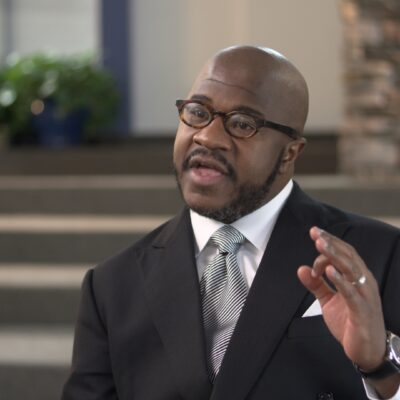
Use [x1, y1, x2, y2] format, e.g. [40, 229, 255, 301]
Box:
[180, 102, 257, 138]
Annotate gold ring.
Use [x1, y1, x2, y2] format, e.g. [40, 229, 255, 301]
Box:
[351, 275, 366, 287]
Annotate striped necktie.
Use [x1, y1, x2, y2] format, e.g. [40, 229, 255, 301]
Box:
[200, 225, 247, 381]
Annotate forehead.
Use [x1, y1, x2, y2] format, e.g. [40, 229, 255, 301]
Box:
[189, 79, 266, 116]
[188, 59, 286, 120]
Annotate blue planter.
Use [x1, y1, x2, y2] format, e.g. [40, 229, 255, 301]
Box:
[32, 101, 87, 147]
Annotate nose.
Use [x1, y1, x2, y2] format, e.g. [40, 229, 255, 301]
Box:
[192, 116, 232, 150]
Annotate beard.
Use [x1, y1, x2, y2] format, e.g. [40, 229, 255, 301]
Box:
[174, 148, 284, 224]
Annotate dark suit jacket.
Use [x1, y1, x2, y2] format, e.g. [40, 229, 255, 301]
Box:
[62, 183, 400, 400]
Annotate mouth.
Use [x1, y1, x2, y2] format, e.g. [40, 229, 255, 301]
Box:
[177, 148, 236, 188]
[188, 155, 229, 175]
[183, 154, 231, 186]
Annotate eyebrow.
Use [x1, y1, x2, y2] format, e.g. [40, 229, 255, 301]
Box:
[189, 94, 265, 118]
[190, 94, 212, 103]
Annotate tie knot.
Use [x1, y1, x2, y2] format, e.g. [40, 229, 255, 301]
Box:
[210, 225, 245, 255]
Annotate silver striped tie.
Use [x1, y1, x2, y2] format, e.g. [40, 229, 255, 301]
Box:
[200, 225, 247, 381]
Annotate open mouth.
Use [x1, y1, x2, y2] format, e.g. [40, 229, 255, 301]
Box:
[184, 155, 231, 185]
[188, 155, 228, 175]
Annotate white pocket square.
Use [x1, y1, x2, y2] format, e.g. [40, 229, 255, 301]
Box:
[302, 300, 322, 317]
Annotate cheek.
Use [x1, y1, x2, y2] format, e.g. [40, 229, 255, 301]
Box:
[173, 126, 192, 167]
[235, 142, 281, 183]
[240, 161, 269, 184]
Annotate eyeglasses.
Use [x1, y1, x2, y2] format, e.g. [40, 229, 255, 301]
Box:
[175, 99, 298, 139]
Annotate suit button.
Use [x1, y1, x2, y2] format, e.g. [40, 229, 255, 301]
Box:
[317, 392, 334, 400]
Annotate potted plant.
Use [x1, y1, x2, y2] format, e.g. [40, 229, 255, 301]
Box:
[0, 52, 119, 147]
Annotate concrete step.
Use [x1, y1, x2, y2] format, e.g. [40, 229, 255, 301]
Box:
[298, 175, 400, 216]
[0, 364, 69, 400]
[0, 175, 183, 215]
[0, 264, 85, 324]
[0, 140, 176, 176]
[0, 325, 73, 366]
[0, 175, 399, 216]
[0, 325, 72, 400]
[0, 214, 170, 233]
[0, 231, 142, 263]
[0, 214, 170, 263]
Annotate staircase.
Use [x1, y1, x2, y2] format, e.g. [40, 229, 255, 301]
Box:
[0, 174, 180, 400]
[0, 149, 399, 399]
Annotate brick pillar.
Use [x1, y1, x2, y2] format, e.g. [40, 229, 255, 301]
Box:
[339, 0, 400, 179]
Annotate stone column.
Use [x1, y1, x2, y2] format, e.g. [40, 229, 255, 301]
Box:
[339, 0, 400, 179]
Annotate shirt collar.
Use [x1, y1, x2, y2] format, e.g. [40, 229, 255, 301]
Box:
[190, 179, 293, 255]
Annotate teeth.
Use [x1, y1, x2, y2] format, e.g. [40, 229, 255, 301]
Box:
[192, 162, 206, 168]
[189, 159, 223, 173]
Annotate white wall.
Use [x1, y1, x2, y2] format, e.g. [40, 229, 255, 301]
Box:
[131, 0, 344, 135]
[8, 0, 98, 56]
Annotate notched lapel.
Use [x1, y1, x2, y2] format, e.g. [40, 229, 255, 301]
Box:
[140, 211, 212, 400]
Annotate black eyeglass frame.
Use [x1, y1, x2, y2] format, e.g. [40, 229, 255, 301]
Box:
[175, 99, 299, 139]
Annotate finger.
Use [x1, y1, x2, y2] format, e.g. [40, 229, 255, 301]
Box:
[311, 253, 330, 278]
[297, 266, 335, 306]
[310, 227, 367, 283]
[324, 265, 366, 312]
[326, 266, 382, 326]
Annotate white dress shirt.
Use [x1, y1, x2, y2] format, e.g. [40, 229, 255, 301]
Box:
[189, 179, 400, 400]
[191, 180, 293, 286]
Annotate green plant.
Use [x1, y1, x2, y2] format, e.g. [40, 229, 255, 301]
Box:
[0, 52, 119, 143]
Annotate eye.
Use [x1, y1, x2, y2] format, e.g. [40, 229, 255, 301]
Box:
[226, 113, 257, 137]
[182, 103, 210, 125]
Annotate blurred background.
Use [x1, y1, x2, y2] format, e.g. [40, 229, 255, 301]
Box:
[0, 1, 399, 399]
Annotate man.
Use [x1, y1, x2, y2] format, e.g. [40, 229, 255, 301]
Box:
[62, 46, 400, 399]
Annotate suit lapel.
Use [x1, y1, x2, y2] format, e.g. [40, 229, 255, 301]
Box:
[140, 185, 351, 400]
[211, 184, 330, 400]
[140, 210, 212, 400]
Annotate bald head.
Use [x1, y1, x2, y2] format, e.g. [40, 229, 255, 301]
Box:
[190, 45, 309, 134]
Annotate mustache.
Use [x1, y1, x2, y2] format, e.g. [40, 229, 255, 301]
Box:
[182, 148, 236, 180]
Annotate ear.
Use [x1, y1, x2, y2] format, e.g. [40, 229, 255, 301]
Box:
[279, 137, 307, 173]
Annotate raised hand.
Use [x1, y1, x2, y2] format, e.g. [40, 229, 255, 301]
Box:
[297, 226, 386, 371]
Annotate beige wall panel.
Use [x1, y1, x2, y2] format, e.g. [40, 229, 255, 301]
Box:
[10, 0, 98, 56]
[131, 0, 343, 134]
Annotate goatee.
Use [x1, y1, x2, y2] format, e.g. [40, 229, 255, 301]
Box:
[174, 149, 284, 224]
